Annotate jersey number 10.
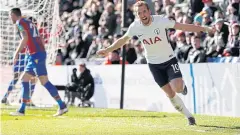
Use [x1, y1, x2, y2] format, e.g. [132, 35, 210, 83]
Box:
[30, 23, 39, 37]
[171, 64, 180, 73]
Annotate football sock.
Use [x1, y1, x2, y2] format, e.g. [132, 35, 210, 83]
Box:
[18, 82, 30, 113]
[44, 81, 65, 109]
[30, 83, 35, 96]
[170, 94, 193, 118]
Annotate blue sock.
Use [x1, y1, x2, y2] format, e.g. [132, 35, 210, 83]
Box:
[30, 84, 35, 96]
[44, 81, 65, 109]
[18, 102, 26, 113]
[18, 82, 30, 113]
[4, 80, 18, 98]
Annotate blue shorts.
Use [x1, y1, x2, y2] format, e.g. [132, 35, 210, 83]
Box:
[25, 52, 48, 76]
[13, 53, 28, 72]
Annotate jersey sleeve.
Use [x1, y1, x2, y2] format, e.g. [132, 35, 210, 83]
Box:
[161, 17, 176, 29]
[16, 20, 27, 32]
[125, 22, 135, 38]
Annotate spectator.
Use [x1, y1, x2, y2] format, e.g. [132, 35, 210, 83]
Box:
[190, 0, 204, 16]
[175, 31, 192, 63]
[104, 50, 128, 64]
[78, 63, 95, 106]
[224, 22, 240, 56]
[187, 35, 206, 63]
[202, 0, 219, 17]
[182, 15, 193, 24]
[134, 41, 147, 64]
[81, 25, 97, 58]
[85, 2, 102, 31]
[186, 32, 194, 46]
[66, 68, 79, 106]
[214, 10, 224, 20]
[203, 26, 219, 57]
[213, 18, 229, 54]
[124, 41, 137, 64]
[166, 5, 173, 16]
[226, 3, 240, 22]
[58, 0, 239, 64]
[202, 13, 212, 26]
[99, 2, 117, 36]
[86, 37, 100, 59]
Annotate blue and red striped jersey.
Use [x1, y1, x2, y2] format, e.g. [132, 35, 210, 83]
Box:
[16, 18, 45, 54]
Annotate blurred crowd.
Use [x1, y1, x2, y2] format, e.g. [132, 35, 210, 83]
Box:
[56, 0, 240, 65]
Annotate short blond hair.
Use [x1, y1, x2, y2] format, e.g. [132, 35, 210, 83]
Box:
[133, 0, 150, 13]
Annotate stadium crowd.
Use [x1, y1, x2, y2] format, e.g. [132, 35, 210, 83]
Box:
[56, 0, 240, 65]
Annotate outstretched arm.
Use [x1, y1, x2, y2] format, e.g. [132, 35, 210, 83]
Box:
[97, 35, 130, 56]
[106, 35, 130, 52]
[174, 22, 211, 33]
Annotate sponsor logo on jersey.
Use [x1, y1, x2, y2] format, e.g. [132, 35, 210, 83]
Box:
[142, 36, 162, 45]
[154, 28, 160, 35]
[35, 59, 38, 64]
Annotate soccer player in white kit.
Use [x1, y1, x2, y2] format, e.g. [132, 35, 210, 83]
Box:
[97, 1, 212, 125]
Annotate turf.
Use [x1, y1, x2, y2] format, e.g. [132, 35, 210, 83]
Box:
[1, 106, 240, 135]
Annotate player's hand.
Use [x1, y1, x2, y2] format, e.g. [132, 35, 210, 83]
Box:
[96, 49, 109, 57]
[204, 26, 213, 33]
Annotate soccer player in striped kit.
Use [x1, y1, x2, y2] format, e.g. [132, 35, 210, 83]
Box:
[2, 25, 36, 106]
[9, 8, 68, 116]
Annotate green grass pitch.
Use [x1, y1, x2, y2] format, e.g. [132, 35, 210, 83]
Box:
[1, 106, 240, 135]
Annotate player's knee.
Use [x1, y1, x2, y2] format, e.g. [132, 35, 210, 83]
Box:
[170, 79, 184, 93]
[21, 73, 32, 82]
[39, 76, 48, 85]
[171, 83, 184, 93]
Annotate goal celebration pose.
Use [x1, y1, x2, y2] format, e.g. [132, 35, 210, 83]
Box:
[97, 1, 212, 125]
[9, 8, 68, 116]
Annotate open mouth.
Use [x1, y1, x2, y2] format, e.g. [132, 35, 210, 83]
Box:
[142, 17, 147, 20]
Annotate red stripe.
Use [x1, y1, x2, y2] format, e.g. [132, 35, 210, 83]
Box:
[22, 98, 30, 103]
[20, 19, 37, 54]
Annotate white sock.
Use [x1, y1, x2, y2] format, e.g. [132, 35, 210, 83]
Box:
[170, 94, 193, 118]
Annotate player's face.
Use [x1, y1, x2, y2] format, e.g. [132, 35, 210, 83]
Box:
[136, 5, 151, 25]
[10, 12, 17, 24]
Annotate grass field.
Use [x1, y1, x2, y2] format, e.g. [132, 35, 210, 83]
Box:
[1, 106, 240, 135]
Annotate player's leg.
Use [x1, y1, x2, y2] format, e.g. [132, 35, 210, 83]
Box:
[166, 58, 196, 125]
[170, 78, 188, 95]
[148, 63, 195, 125]
[27, 77, 37, 106]
[30, 77, 36, 97]
[2, 54, 26, 103]
[38, 75, 68, 116]
[34, 52, 67, 116]
[2, 72, 21, 103]
[167, 58, 188, 95]
[161, 84, 195, 125]
[10, 72, 33, 116]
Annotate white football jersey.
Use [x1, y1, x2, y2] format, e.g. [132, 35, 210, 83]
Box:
[125, 15, 176, 64]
